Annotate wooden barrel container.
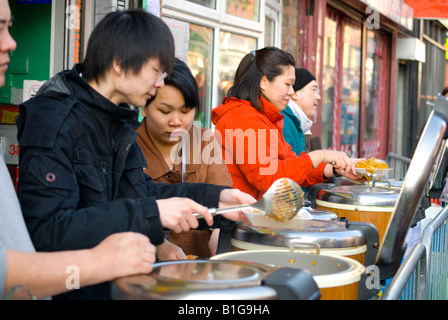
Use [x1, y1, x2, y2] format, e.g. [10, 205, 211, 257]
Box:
[315, 186, 399, 245]
[213, 250, 365, 300]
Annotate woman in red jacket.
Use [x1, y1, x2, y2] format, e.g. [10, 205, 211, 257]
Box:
[212, 47, 363, 200]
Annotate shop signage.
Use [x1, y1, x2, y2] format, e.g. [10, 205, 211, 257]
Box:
[404, 0, 448, 19]
[16, 0, 51, 3]
[359, 0, 414, 30]
[23, 80, 45, 103]
[0, 125, 19, 165]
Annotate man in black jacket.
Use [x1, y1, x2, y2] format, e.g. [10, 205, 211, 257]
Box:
[16, 9, 254, 300]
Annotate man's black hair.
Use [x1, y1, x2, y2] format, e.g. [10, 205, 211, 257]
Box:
[83, 10, 175, 83]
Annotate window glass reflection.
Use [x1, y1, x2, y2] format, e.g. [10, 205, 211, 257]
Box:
[187, 24, 213, 127]
[363, 29, 390, 158]
[226, 0, 260, 22]
[218, 31, 257, 105]
[364, 31, 385, 146]
[321, 16, 337, 150]
[341, 22, 361, 157]
[187, 0, 215, 9]
[264, 16, 274, 46]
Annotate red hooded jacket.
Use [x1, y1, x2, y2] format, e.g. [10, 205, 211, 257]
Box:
[212, 96, 328, 200]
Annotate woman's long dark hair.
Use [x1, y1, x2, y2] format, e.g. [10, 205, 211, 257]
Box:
[228, 47, 295, 112]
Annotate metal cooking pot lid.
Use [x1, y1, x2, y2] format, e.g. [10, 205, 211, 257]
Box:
[213, 250, 365, 289]
[303, 207, 338, 220]
[214, 250, 353, 275]
[112, 260, 276, 300]
[232, 219, 367, 248]
[316, 185, 399, 206]
[151, 260, 272, 287]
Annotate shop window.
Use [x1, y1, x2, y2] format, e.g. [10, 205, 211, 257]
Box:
[218, 32, 257, 105]
[264, 15, 275, 46]
[188, 24, 214, 125]
[363, 29, 390, 158]
[322, 15, 361, 157]
[161, 18, 214, 126]
[64, 0, 83, 70]
[322, 6, 391, 159]
[187, 0, 216, 9]
[264, 1, 281, 47]
[162, 0, 281, 128]
[226, 0, 260, 22]
[321, 15, 337, 151]
[420, 20, 447, 132]
[341, 22, 361, 157]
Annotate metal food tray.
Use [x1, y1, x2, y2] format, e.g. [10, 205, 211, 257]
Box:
[243, 208, 313, 230]
[355, 168, 394, 181]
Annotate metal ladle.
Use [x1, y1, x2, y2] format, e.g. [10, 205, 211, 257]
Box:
[194, 178, 304, 222]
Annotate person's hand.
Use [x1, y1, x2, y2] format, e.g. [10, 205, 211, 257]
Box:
[156, 197, 214, 232]
[91, 232, 156, 280]
[335, 158, 366, 182]
[218, 188, 257, 223]
[323, 150, 357, 175]
[156, 239, 187, 261]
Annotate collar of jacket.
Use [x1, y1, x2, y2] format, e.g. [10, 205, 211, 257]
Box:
[285, 100, 313, 134]
[136, 120, 199, 180]
[259, 95, 284, 124]
[218, 95, 284, 125]
[69, 64, 140, 123]
[17, 64, 141, 150]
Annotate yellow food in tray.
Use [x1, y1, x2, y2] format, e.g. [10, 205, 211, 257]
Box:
[355, 157, 388, 174]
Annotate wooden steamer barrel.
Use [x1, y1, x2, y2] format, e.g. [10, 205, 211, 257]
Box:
[315, 186, 399, 245]
[213, 250, 365, 300]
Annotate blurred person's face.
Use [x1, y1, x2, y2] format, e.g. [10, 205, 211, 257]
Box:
[260, 65, 295, 111]
[291, 80, 321, 118]
[112, 57, 167, 107]
[141, 84, 195, 147]
[0, 0, 17, 88]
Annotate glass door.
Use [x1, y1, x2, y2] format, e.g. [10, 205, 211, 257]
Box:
[321, 11, 361, 157]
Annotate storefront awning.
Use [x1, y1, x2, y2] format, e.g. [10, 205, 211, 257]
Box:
[405, 0, 448, 19]
[359, 0, 414, 31]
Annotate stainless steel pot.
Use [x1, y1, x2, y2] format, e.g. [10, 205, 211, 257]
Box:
[315, 185, 400, 207]
[314, 185, 399, 245]
[302, 205, 338, 220]
[212, 250, 365, 300]
[111, 259, 320, 300]
[231, 219, 370, 265]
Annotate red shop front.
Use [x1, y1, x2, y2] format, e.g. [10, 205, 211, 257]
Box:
[295, 0, 414, 160]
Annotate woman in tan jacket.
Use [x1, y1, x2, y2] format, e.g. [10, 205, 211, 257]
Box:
[137, 58, 233, 259]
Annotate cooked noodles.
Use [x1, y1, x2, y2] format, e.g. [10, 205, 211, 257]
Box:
[355, 157, 388, 174]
